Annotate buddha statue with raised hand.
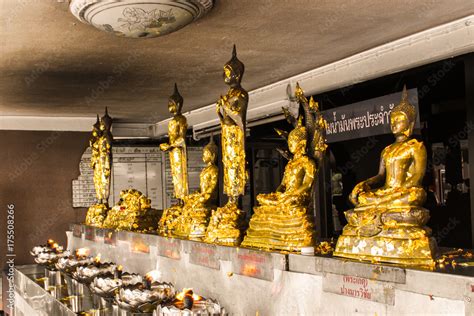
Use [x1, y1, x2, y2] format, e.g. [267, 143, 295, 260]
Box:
[158, 84, 189, 237]
[242, 83, 327, 252]
[334, 86, 437, 266]
[86, 108, 113, 227]
[204, 45, 249, 246]
[175, 137, 219, 240]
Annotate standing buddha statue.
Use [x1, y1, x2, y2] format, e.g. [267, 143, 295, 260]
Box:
[86, 108, 113, 227]
[158, 84, 189, 237]
[241, 84, 327, 252]
[204, 45, 248, 246]
[98, 107, 113, 204]
[90, 115, 101, 193]
[174, 137, 219, 240]
[334, 86, 437, 266]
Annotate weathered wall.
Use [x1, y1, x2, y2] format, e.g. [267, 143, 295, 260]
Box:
[0, 130, 89, 269]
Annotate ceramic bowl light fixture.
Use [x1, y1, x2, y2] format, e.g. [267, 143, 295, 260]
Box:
[70, 0, 213, 38]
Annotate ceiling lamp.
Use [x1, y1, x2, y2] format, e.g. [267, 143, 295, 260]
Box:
[70, 0, 213, 38]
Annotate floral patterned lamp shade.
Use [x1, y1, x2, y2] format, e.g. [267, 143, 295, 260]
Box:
[70, 0, 213, 38]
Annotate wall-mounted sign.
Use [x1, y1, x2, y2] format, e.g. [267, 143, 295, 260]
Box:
[321, 89, 420, 143]
[72, 147, 165, 209]
[323, 273, 395, 305]
[189, 242, 220, 270]
[130, 235, 150, 254]
[72, 224, 83, 238]
[231, 248, 274, 281]
[84, 226, 96, 241]
[73, 146, 204, 210]
[157, 238, 181, 260]
[104, 229, 117, 246]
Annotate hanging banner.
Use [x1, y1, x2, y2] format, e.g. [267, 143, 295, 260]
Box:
[321, 88, 420, 143]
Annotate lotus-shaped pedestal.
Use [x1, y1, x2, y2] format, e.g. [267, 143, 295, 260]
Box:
[115, 282, 175, 313]
[55, 255, 94, 276]
[72, 262, 116, 284]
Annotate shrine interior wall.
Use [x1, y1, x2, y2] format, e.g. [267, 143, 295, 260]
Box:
[0, 130, 89, 268]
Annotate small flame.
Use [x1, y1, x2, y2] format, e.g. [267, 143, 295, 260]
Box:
[145, 270, 161, 283]
[242, 264, 257, 276]
[94, 253, 101, 263]
[176, 288, 202, 302]
[176, 288, 191, 301]
[47, 239, 55, 247]
[192, 293, 203, 301]
[118, 265, 123, 271]
[75, 248, 90, 258]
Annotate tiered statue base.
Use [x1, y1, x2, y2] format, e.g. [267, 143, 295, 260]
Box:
[158, 205, 184, 237]
[85, 203, 109, 227]
[241, 205, 314, 252]
[204, 202, 242, 246]
[334, 205, 437, 266]
[174, 205, 213, 241]
[102, 206, 160, 233]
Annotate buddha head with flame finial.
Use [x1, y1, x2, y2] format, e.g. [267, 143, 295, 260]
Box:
[390, 86, 416, 138]
[223, 45, 245, 86]
[100, 107, 113, 132]
[288, 117, 307, 155]
[203, 136, 218, 164]
[168, 83, 184, 115]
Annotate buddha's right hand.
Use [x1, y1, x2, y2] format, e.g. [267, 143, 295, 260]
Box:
[160, 143, 170, 151]
[349, 181, 369, 206]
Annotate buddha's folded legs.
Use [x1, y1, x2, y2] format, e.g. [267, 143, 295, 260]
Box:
[174, 204, 213, 240]
[257, 194, 309, 209]
[241, 203, 314, 252]
[358, 186, 426, 206]
[204, 202, 243, 246]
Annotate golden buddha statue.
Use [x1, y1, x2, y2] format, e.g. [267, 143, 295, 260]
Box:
[103, 189, 160, 232]
[241, 84, 327, 252]
[158, 84, 189, 237]
[86, 109, 113, 227]
[334, 86, 437, 266]
[174, 137, 219, 240]
[97, 108, 113, 202]
[204, 45, 249, 246]
[90, 115, 101, 171]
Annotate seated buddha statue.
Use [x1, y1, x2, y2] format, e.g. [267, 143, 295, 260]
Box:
[241, 119, 317, 252]
[103, 189, 159, 232]
[334, 87, 437, 266]
[174, 137, 219, 240]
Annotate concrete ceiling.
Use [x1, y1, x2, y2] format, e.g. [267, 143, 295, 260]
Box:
[1, 0, 473, 123]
